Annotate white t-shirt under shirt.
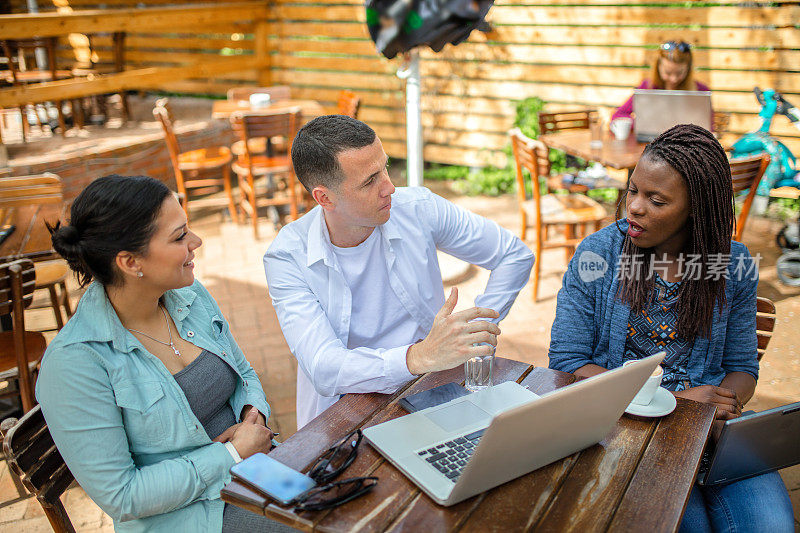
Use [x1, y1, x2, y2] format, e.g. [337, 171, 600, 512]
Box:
[332, 229, 428, 351]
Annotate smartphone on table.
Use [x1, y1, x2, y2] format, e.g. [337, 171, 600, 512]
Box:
[399, 382, 469, 413]
[230, 453, 316, 505]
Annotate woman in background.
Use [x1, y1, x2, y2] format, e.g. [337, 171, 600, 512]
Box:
[612, 40, 711, 124]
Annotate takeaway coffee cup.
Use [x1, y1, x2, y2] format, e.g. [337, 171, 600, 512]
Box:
[610, 118, 633, 141]
[623, 360, 663, 405]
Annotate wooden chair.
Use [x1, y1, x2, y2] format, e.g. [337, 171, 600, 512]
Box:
[510, 129, 608, 301]
[226, 85, 291, 103]
[1, 37, 70, 140]
[153, 98, 237, 224]
[537, 109, 625, 196]
[337, 90, 361, 118]
[0, 259, 44, 413]
[230, 109, 302, 238]
[713, 111, 731, 139]
[756, 297, 775, 361]
[538, 109, 594, 136]
[1, 405, 77, 533]
[730, 153, 770, 242]
[227, 86, 293, 158]
[0, 174, 73, 330]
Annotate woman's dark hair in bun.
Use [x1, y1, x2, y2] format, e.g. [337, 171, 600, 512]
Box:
[49, 175, 172, 287]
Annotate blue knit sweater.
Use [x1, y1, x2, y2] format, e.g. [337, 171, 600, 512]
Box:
[548, 222, 759, 386]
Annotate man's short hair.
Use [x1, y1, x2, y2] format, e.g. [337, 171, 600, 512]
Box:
[291, 115, 377, 192]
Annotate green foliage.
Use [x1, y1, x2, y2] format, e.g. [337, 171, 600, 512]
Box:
[767, 197, 800, 222]
[514, 97, 546, 139]
[423, 96, 597, 197]
[423, 164, 470, 181]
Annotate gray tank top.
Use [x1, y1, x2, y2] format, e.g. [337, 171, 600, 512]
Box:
[173, 350, 237, 440]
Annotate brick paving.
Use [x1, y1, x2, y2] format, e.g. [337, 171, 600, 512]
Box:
[2, 182, 798, 530]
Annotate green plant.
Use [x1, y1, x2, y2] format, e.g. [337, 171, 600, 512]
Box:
[423, 96, 595, 196]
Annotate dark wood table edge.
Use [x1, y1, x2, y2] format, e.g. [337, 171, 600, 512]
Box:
[222, 364, 715, 533]
[221, 359, 537, 530]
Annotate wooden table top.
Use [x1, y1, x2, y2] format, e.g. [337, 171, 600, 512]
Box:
[211, 99, 325, 120]
[540, 129, 646, 171]
[222, 360, 715, 532]
[0, 203, 64, 263]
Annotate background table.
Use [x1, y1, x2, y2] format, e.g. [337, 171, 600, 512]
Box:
[540, 130, 646, 177]
[222, 359, 715, 532]
[211, 99, 325, 120]
[0, 203, 64, 262]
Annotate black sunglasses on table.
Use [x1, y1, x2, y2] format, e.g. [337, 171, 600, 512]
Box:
[291, 429, 378, 512]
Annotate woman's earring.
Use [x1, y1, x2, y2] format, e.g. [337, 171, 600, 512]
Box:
[137, 271, 144, 279]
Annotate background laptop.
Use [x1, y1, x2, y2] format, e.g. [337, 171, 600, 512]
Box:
[697, 400, 800, 486]
[634, 89, 712, 142]
[364, 352, 665, 506]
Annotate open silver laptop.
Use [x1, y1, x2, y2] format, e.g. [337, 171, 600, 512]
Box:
[697, 400, 800, 486]
[364, 352, 665, 506]
[634, 89, 712, 142]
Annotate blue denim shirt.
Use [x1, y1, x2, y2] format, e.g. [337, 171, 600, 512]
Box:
[548, 222, 759, 385]
[36, 280, 271, 533]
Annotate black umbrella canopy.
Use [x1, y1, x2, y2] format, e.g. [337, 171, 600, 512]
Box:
[366, 0, 494, 59]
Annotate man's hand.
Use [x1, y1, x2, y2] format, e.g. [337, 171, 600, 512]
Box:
[674, 385, 742, 420]
[406, 287, 500, 375]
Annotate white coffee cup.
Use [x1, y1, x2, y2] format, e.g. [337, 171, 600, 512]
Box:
[623, 360, 663, 405]
[249, 93, 271, 109]
[610, 118, 633, 141]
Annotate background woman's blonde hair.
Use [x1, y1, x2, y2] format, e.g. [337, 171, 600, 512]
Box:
[650, 41, 695, 90]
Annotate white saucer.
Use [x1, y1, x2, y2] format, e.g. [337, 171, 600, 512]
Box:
[625, 387, 677, 417]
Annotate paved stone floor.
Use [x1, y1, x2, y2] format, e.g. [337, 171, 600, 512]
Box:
[2, 182, 798, 531]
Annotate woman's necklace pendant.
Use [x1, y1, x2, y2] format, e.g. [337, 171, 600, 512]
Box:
[168, 342, 181, 358]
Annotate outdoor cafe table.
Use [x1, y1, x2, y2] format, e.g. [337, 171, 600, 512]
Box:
[222, 359, 716, 532]
[540, 129, 646, 179]
[0, 202, 64, 262]
[211, 99, 325, 120]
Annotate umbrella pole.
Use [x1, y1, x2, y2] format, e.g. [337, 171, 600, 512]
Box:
[404, 50, 423, 187]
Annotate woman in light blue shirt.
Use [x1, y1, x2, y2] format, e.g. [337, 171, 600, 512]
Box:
[37, 175, 294, 532]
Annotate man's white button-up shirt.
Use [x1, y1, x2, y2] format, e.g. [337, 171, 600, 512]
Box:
[264, 187, 535, 428]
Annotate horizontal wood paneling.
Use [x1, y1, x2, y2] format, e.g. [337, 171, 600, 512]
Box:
[7, 0, 799, 167]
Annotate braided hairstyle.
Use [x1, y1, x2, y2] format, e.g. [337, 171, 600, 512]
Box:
[48, 175, 172, 287]
[615, 124, 734, 342]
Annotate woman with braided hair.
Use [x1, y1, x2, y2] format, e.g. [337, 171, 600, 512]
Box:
[548, 124, 793, 531]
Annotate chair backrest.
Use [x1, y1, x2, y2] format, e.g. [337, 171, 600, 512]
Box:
[1, 37, 58, 81]
[153, 98, 184, 185]
[0, 259, 38, 412]
[713, 111, 731, 138]
[337, 90, 361, 118]
[229, 109, 302, 163]
[538, 109, 595, 136]
[1, 405, 77, 533]
[730, 153, 770, 242]
[510, 128, 551, 220]
[226, 85, 291, 103]
[0, 173, 63, 209]
[756, 296, 775, 361]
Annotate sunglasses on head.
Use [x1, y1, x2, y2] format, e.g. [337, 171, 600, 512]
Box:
[291, 429, 377, 512]
[661, 40, 691, 53]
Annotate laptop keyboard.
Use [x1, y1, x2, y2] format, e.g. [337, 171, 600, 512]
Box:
[416, 428, 485, 482]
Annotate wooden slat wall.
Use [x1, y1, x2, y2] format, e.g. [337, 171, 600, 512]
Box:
[11, 0, 800, 167]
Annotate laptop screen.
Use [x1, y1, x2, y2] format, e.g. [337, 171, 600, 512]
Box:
[633, 89, 712, 142]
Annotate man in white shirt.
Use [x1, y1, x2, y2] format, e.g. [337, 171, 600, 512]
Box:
[265, 116, 535, 428]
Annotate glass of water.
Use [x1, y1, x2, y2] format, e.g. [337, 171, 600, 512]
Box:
[464, 343, 495, 392]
